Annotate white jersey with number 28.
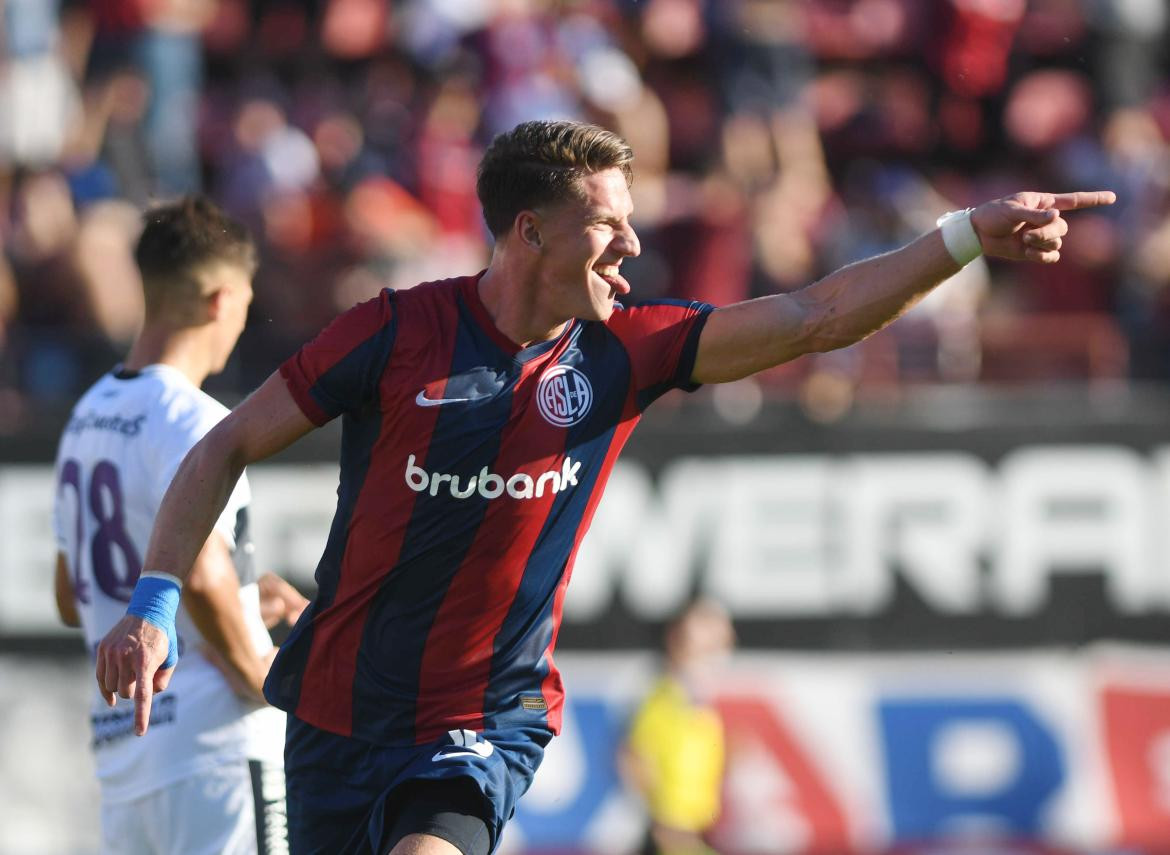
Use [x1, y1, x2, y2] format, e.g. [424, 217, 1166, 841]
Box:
[52, 363, 283, 805]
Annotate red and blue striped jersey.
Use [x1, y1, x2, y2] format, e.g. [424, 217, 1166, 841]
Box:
[265, 274, 712, 746]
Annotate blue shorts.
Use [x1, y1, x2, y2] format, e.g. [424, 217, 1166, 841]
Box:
[284, 716, 552, 855]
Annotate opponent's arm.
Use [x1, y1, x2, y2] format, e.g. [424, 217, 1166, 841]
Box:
[184, 532, 270, 703]
[692, 190, 1116, 384]
[54, 552, 80, 628]
[96, 373, 314, 733]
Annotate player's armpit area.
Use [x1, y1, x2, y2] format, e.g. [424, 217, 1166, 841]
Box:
[216, 371, 318, 467]
[54, 552, 81, 628]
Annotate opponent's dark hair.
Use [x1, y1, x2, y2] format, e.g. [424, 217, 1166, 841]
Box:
[134, 196, 256, 316]
[476, 120, 634, 238]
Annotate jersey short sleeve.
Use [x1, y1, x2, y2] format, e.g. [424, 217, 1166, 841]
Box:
[605, 298, 714, 411]
[279, 289, 398, 425]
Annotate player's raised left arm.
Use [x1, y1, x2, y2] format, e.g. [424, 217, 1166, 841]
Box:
[691, 190, 1116, 384]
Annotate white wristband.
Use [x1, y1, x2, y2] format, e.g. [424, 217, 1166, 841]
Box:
[936, 208, 982, 267]
[141, 570, 183, 590]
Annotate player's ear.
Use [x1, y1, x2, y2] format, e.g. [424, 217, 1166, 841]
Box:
[203, 287, 226, 322]
[516, 211, 543, 254]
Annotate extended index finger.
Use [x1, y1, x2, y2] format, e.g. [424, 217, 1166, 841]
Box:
[134, 658, 156, 736]
[1050, 190, 1117, 211]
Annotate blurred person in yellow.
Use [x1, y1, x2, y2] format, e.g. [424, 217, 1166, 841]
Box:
[624, 598, 736, 855]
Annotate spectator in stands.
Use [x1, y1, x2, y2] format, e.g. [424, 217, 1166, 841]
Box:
[83, 0, 217, 195]
[6, 169, 128, 401]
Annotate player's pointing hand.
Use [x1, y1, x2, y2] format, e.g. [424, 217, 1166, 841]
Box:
[96, 572, 183, 736]
[96, 614, 175, 735]
[971, 190, 1117, 264]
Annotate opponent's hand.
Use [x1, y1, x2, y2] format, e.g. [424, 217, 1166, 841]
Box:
[258, 572, 309, 629]
[971, 191, 1116, 264]
[95, 615, 174, 736]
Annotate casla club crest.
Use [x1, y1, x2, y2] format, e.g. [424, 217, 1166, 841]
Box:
[536, 365, 593, 427]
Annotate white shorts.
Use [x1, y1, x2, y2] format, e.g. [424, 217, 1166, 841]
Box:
[101, 759, 288, 855]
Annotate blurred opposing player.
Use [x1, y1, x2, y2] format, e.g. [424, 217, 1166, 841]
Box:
[53, 196, 305, 855]
[95, 121, 1115, 855]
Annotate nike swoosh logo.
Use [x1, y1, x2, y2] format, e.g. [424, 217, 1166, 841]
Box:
[415, 390, 474, 407]
[432, 746, 495, 762]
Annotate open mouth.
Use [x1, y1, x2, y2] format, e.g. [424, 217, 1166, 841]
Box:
[593, 264, 628, 294]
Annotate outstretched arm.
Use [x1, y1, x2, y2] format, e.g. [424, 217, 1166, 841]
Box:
[95, 373, 314, 734]
[692, 191, 1116, 384]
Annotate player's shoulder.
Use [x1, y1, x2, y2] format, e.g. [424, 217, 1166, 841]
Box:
[372, 275, 479, 349]
[55, 367, 211, 461]
[345, 275, 467, 310]
[62, 366, 162, 430]
[306, 280, 454, 355]
[323, 278, 465, 338]
[67, 370, 117, 412]
[601, 297, 713, 332]
[610, 297, 712, 315]
[392, 273, 475, 312]
[57, 372, 117, 446]
[136, 366, 228, 436]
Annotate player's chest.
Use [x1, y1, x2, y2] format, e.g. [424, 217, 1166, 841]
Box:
[383, 352, 617, 440]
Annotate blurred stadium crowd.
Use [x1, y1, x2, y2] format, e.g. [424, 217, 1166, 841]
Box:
[1, 0, 1169, 430]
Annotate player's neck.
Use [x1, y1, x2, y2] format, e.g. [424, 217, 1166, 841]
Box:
[122, 325, 217, 387]
[479, 259, 568, 348]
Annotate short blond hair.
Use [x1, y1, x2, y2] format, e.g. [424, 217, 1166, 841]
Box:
[476, 120, 634, 237]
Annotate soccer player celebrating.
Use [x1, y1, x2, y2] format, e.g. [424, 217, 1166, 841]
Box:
[95, 122, 1115, 855]
[54, 197, 305, 855]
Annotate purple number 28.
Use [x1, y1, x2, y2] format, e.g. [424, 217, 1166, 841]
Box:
[59, 458, 143, 603]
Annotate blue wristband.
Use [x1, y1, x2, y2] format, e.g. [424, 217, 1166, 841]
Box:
[127, 573, 182, 670]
